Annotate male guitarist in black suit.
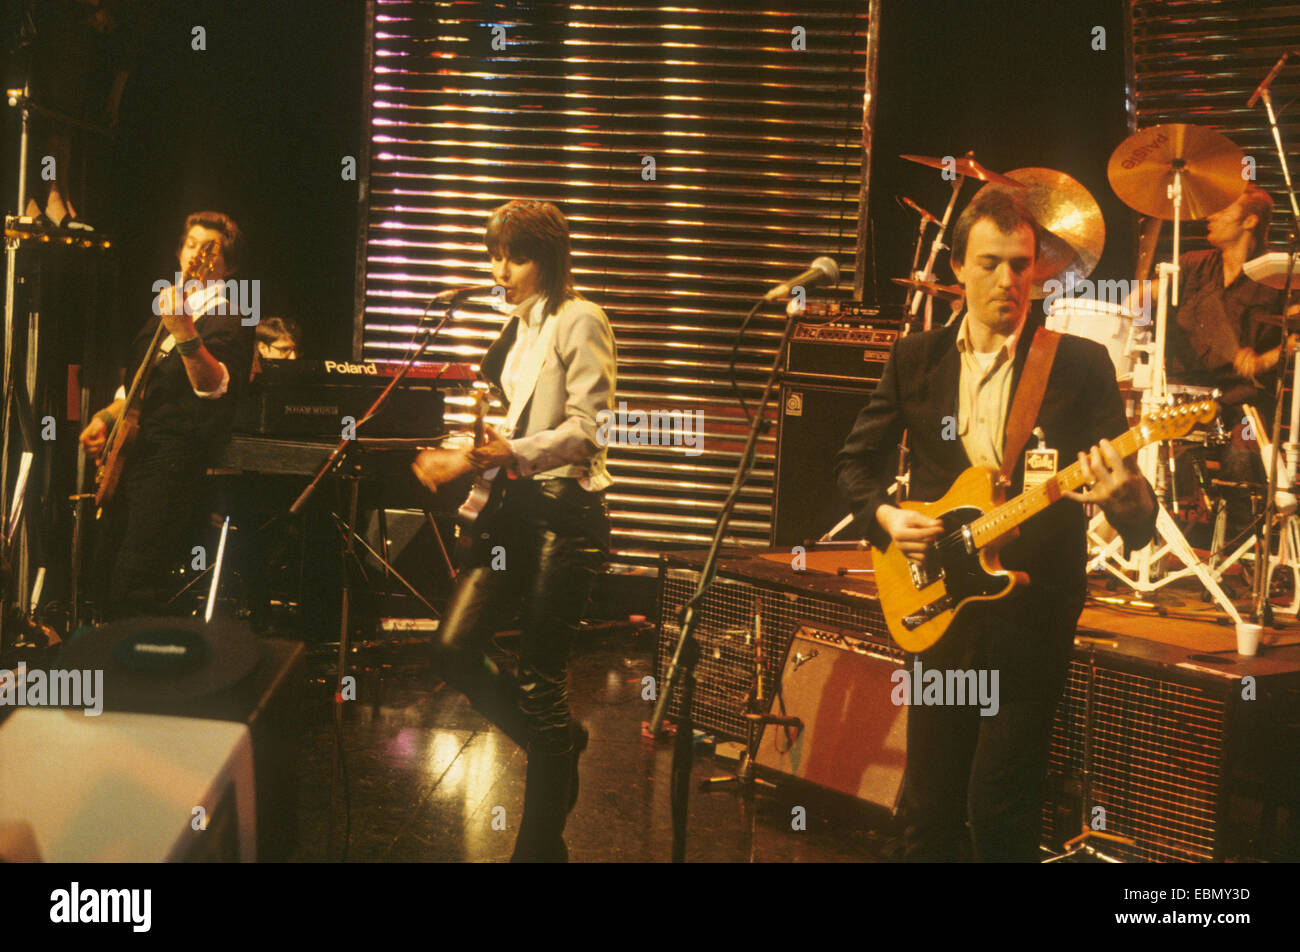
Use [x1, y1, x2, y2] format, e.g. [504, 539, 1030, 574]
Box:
[836, 187, 1157, 861]
[80, 211, 254, 619]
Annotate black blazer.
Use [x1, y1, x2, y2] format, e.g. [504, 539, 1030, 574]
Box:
[835, 311, 1153, 600]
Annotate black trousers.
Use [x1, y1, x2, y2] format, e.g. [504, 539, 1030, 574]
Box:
[433, 477, 609, 755]
[99, 441, 210, 621]
[898, 591, 1077, 862]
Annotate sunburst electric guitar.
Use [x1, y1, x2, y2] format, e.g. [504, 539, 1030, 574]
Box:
[873, 399, 1218, 653]
[94, 239, 218, 513]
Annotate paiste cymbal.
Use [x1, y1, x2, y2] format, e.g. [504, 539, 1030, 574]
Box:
[900, 153, 1026, 187]
[891, 277, 964, 302]
[1107, 124, 1246, 220]
[990, 167, 1106, 298]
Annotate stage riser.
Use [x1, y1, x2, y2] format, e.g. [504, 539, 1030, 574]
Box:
[656, 552, 1300, 862]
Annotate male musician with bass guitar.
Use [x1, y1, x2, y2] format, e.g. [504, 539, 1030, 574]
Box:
[835, 187, 1156, 862]
[412, 200, 615, 862]
[79, 211, 254, 620]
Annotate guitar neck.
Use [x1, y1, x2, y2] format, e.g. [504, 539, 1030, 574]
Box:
[969, 424, 1148, 549]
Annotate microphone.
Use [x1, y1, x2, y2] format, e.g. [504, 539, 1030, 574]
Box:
[896, 194, 939, 226]
[1247, 51, 1291, 108]
[763, 256, 839, 302]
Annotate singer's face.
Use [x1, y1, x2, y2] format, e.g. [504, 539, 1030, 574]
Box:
[952, 219, 1034, 336]
[491, 252, 542, 306]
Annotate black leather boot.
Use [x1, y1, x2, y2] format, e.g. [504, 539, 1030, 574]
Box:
[511, 736, 576, 863]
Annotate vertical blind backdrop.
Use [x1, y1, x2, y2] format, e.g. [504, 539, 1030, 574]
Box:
[356, 0, 871, 570]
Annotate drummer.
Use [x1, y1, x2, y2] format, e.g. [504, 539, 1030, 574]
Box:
[1153, 185, 1296, 539]
[1165, 185, 1292, 406]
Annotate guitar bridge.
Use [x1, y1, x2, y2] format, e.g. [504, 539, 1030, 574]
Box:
[902, 593, 954, 631]
[908, 560, 943, 590]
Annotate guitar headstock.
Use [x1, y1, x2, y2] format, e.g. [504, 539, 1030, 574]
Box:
[183, 239, 219, 285]
[1140, 399, 1221, 442]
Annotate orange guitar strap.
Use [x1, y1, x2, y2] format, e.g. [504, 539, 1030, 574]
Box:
[999, 326, 1061, 482]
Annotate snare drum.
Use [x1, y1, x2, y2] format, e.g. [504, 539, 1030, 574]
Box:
[1045, 298, 1138, 382]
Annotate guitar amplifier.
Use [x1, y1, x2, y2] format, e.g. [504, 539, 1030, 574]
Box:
[655, 551, 897, 742]
[785, 301, 903, 384]
[755, 621, 907, 811]
[1040, 632, 1300, 862]
[234, 359, 469, 438]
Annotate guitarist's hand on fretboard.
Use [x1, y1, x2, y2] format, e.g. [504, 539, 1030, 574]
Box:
[465, 423, 516, 472]
[1061, 437, 1154, 530]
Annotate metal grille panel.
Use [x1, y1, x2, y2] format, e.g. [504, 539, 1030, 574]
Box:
[655, 564, 896, 741]
[1043, 661, 1227, 862]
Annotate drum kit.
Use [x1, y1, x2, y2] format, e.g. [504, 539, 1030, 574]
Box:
[895, 121, 1300, 622]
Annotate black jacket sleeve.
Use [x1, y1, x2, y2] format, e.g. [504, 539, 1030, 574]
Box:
[834, 343, 907, 551]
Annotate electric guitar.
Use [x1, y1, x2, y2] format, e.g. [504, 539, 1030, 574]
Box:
[454, 388, 511, 564]
[872, 399, 1218, 653]
[94, 240, 218, 513]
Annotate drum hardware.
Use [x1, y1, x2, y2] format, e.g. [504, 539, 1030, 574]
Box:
[1246, 51, 1300, 625]
[977, 167, 1106, 300]
[1086, 125, 1257, 624]
[899, 151, 1027, 330]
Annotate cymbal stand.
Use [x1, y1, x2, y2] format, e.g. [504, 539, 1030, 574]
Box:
[910, 164, 968, 331]
[1086, 173, 1245, 623]
[1251, 74, 1300, 625]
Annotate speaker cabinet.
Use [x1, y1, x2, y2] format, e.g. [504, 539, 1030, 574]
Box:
[756, 622, 907, 811]
[773, 382, 872, 546]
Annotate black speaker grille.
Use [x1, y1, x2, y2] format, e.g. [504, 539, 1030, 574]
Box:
[1042, 661, 1227, 862]
[656, 564, 896, 741]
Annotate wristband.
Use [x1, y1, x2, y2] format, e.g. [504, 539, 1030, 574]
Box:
[94, 409, 116, 430]
[175, 334, 203, 357]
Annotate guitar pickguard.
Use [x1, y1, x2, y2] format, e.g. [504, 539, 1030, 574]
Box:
[901, 505, 1005, 631]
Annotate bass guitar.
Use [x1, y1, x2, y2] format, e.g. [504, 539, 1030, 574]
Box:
[872, 398, 1218, 653]
[94, 240, 218, 514]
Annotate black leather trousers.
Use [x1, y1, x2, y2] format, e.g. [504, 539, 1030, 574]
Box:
[433, 477, 609, 755]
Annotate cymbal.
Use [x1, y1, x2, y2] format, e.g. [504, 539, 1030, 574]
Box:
[900, 153, 1026, 187]
[989, 167, 1106, 298]
[1107, 124, 1246, 220]
[891, 277, 964, 301]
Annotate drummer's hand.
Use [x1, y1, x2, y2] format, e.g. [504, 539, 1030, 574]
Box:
[1234, 346, 1270, 382]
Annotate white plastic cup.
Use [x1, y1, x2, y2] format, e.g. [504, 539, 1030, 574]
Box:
[1236, 622, 1262, 657]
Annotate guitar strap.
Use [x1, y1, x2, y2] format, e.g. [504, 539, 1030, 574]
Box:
[999, 326, 1061, 482]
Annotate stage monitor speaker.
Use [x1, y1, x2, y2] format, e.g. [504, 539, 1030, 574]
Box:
[756, 622, 907, 811]
[773, 382, 872, 547]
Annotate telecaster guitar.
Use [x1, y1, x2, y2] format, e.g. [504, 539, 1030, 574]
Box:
[454, 388, 511, 565]
[872, 399, 1218, 653]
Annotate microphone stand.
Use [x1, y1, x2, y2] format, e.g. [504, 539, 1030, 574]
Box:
[650, 292, 805, 862]
[1250, 75, 1300, 626]
[309, 288, 472, 857]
